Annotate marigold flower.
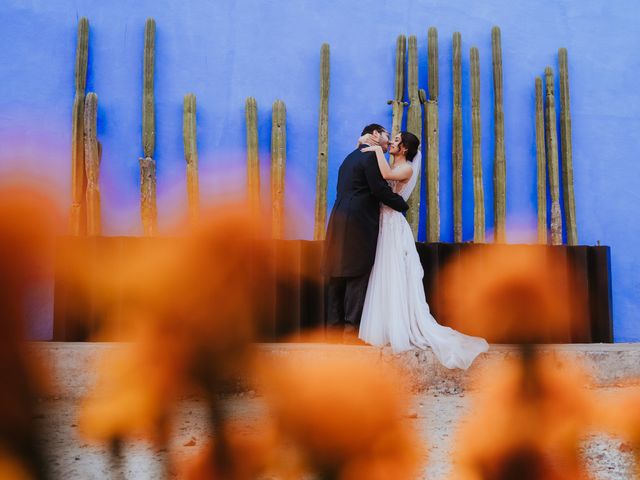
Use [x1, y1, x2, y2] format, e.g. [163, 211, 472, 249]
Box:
[259, 354, 424, 479]
[439, 245, 585, 343]
[453, 355, 596, 480]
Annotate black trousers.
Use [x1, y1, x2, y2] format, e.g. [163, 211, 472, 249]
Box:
[326, 271, 371, 333]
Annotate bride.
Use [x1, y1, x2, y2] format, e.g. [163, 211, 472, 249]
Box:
[358, 131, 489, 369]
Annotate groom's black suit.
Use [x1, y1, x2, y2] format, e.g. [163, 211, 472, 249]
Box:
[324, 144, 409, 335]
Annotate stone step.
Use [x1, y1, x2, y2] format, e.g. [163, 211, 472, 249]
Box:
[29, 342, 640, 399]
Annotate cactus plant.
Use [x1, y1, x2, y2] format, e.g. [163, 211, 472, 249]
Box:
[245, 97, 260, 215]
[84, 92, 101, 235]
[183, 93, 199, 225]
[535, 77, 547, 244]
[140, 18, 157, 236]
[406, 36, 421, 137]
[470, 47, 485, 243]
[139, 157, 157, 236]
[405, 35, 422, 239]
[426, 27, 440, 243]
[70, 17, 89, 235]
[492, 26, 506, 243]
[559, 48, 578, 245]
[428, 27, 439, 103]
[544, 67, 562, 245]
[387, 35, 407, 165]
[142, 18, 155, 159]
[271, 100, 286, 239]
[452, 32, 463, 243]
[314, 43, 330, 240]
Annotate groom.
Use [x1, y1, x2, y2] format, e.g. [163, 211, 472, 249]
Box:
[324, 124, 409, 342]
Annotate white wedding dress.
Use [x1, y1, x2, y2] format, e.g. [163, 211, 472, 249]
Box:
[359, 152, 489, 369]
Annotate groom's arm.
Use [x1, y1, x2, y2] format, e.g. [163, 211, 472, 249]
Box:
[363, 154, 409, 213]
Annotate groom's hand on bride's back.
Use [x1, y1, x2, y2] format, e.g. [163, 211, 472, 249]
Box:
[363, 153, 408, 213]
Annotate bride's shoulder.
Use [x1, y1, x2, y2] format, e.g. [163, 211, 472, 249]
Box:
[394, 162, 413, 177]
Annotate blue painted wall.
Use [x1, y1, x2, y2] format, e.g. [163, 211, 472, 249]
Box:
[1, 0, 639, 341]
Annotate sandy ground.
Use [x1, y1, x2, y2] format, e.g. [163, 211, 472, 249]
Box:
[37, 390, 635, 479]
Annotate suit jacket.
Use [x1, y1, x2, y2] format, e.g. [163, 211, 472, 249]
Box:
[324, 144, 409, 277]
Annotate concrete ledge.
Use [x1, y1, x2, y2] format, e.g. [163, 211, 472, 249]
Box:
[28, 342, 640, 399]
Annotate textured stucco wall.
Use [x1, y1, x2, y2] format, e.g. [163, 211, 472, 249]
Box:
[1, 0, 638, 340]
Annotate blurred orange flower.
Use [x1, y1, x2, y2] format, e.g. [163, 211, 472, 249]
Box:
[439, 245, 585, 344]
[0, 183, 60, 480]
[259, 354, 425, 479]
[453, 355, 596, 480]
[78, 205, 272, 456]
[180, 419, 279, 480]
[595, 387, 640, 476]
[0, 451, 32, 480]
[78, 340, 183, 445]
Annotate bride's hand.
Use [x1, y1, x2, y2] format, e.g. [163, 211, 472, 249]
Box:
[361, 145, 383, 153]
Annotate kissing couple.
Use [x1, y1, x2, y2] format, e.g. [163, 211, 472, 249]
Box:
[324, 124, 488, 369]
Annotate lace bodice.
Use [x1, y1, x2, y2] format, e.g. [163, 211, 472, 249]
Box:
[387, 176, 413, 200]
[387, 152, 422, 201]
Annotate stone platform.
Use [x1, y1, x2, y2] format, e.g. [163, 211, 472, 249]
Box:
[31, 342, 640, 398]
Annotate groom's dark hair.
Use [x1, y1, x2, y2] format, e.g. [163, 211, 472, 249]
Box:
[361, 124, 387, 136]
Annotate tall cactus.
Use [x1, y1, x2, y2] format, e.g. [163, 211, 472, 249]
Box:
[142, 18, 155, 159]
[470, 47, 485, 243]
[183, 93, 199, 225]
[245, 97, 260, 215]
[140, 18, 157, 236]
[426, 27, 440, 242]
[314, 43, 330, 240]
[452, 32, 463, 243]
[559, 48, 578, 245]
[406, 35, 422, 239]
[492, 26, 506, 243]
[406, 36, 422, 138]
[271, 100, 286, 239]
[544, 67, 562, 245]
[428, 27, 439, 103]
[84, 93, 101, 236]
[70, 17, 89, 235]
[535, 77, 547, 244]
[388, 35, 407, 165]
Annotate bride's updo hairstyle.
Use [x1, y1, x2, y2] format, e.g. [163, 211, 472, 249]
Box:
[399, 131, 420, 161]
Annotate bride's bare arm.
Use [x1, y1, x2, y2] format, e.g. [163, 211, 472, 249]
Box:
[361, 145, 412, 181]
